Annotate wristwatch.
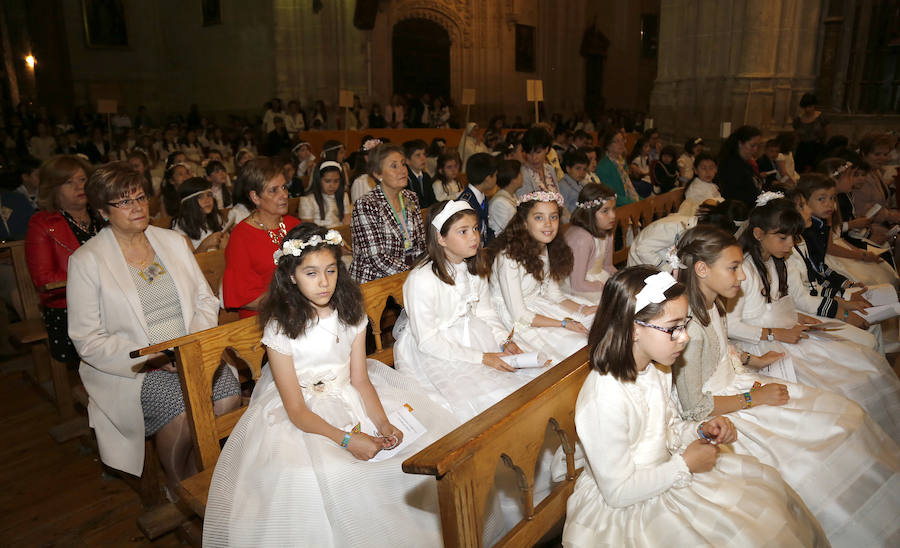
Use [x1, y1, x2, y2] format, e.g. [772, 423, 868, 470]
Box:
[561, 318, 569, 328]
[766, 328, 775, 342]
[741, 352, 751, 366]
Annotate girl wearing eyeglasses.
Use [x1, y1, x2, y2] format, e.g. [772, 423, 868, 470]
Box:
[671, 224, 900, 545]
[562, 266, 826, 547]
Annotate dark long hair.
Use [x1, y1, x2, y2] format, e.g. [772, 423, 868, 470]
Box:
[718, 125, 761, 164]
[308, 161, 347, 220]
[259, 223, 364, 338]
[589, 266, 686, 382]
[480, 199, 574, 282]
[675, 225, 739, 326]
[417, 201, 479, 285]
[738, 198, 804, 303]
[174, 177, 222, 241]
[570, 183, 616, 238]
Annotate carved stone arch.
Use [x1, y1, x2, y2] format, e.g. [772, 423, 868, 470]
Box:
[391, 1, 470, 47]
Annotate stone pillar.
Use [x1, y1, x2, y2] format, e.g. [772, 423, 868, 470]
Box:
[650, 0, 822, 143]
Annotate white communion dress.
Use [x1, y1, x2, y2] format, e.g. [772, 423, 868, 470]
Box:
[394, 261, 546, 422]
[490, 250, 594, 364]
[202, 313, 463, 548]
[562, 365, 828, 547]
[675, 306, 900, 545]
[727, 254, 900, 442]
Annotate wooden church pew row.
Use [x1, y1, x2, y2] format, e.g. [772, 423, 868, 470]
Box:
[402, 346, 590, 547]
[611, 188, 685, 267]
[0, 239, 76, 421]
[129, 269, 412, 541]
[192, 249, 240, 325]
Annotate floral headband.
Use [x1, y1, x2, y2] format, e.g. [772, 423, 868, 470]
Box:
[361, 139, 382, 152]
[273, 229, 343, 265]
[829, 161, 853, 179]
[518, 191, 566, 208]
[755, 191, 784, 208]
[576, 196, 614, 209]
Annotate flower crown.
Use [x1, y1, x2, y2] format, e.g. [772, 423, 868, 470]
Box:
[829, 161, 853, 179]
[576, 196, 613, 209]
[273, 230, 343, 265]
[518, 191, 566, 208]
[755, 191, 784, 208]
[362, 139, 382, 152]
[665, 246, 686, 271]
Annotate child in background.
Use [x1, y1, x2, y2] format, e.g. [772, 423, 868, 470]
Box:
[679, 152, 724, 216]
[488, 159, 522, 235]
[203, 223, 460, 547]
[652, 145, 679, 194]
[672, 225, 900, 545]
[563, 183, 617, 302]
[757, 139, 781, 187]
[457, 153, 498, 246]
[562, 266, 826, 547]
[172, 177, 228, 252]
[298, 161, 351, 228]
[558, 149, 589, 214]
[432, 151, 463, 201]
[677, 136, 704, 185]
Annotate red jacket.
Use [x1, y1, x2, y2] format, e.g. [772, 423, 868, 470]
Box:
[24, 211, 81, 308]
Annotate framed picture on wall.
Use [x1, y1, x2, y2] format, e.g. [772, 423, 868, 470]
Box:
[515, 24, 536, 73]
[202, 0, 223, 26]
[81, 0, 128, 48]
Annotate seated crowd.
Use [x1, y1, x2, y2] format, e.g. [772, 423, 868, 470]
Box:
[3, 97, 900, 546]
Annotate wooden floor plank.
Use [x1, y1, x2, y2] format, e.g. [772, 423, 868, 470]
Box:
[0, 367, 183, 546]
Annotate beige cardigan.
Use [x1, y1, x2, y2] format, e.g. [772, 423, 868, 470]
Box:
[672, 308, 725, 421]
[67, 225, 219, 476]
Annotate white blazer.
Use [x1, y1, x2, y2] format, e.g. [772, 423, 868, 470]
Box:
[67, 225, 219, 476]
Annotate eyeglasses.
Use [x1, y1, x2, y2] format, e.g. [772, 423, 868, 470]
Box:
[107, 194, 148, 209]
[634, 316, 693, 341]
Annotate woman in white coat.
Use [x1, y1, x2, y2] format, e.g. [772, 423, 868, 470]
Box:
[68, 162, 240, 485]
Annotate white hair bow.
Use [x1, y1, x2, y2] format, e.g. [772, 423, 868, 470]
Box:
[665, 247, 685, 271]
[634, 271, 677, 313]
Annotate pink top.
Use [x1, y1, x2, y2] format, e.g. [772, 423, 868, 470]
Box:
[564, 225, 616, 295]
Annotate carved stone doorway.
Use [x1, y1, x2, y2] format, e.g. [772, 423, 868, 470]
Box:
[391, 18, 451, 99]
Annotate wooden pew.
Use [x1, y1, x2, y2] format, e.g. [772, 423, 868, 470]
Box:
[130, 269, 412, 540]
[192, 249, 239, 325]
[0, 240, 74, 419]
[611, 188, 685, 267]
[150, 214, 172, 229]
[652, 187, 685, 220]
[403, 347, 590, 547]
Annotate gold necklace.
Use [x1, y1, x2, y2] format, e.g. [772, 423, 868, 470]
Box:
[252, 213, 286, 245]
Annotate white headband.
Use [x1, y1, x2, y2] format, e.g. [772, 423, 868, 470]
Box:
[320, 143, 343, 158]
[431, 200, 474, 230]
[319, 160, 342, 172]
[755, 191, 784, 208]
[634, 271, 678, 313]
[180, 189, 211, 203]
[272, 229, 343, 265]
[829, 161, 853, 179]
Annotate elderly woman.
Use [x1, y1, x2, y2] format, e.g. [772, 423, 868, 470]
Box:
[595, 128, 640, 205]
[67, 162, 240, 484]
[222, 156, 300, 318]
[349, 143, 426, 283]
[25, 155, 101, 363]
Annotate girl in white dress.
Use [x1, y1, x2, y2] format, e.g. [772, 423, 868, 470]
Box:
[563, 183, 617, 302]
[728, 196, 900, 441]
[298, 161, 351, 228]
[481, 191, 596, 364]
[627, 200, 749, 269]
[563, 266, 827, 547]
[672, 224, 900, 544]
[678, 152, 724, 216]
[171, 177, 228, 252]
[432, 151, 463, 201]
[394, 200, 545, 422]
[203, 223, 459, 547]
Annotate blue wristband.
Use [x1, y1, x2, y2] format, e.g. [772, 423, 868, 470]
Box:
[340, 432, 352, 448]
[697, 422, 712, 442]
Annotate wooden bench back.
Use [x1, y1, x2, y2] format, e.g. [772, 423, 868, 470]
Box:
[0, 240, 42, 321]
[288, 197, 300, 218]
[150, 215, 172, 229]
[192, 248, 240, 325]
[132, 317, 265, 471]
[360, 270, 409, 366]
[403, 348, 590, 547]
[652, 187, 685, 220]
[612, 188, 684, 266]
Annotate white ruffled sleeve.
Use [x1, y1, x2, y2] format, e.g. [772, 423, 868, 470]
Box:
[262, 321, 294, 356]
[493, 253, 537, 328]
[726, 262, 765, 343]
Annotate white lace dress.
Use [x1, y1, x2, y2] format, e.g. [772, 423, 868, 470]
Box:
[563, 366, 827, 547]
[394, 261, 546, 422]
[689, 307, 900, 544]
[727, 255, 900, 442]
[489, 251, 594, 364]
[202, 314, 461, 547]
